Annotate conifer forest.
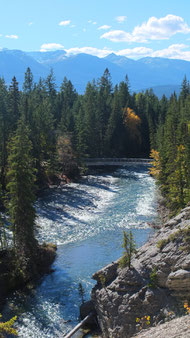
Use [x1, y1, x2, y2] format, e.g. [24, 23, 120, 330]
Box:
[0, 66, 190, 290]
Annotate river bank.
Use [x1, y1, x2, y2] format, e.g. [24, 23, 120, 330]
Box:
[90, 205, 190, 337]
[0, 243, 57, 313]
[1, 165, 158, 337]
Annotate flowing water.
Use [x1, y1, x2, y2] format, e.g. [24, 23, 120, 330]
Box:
[3, 165, 159, 337]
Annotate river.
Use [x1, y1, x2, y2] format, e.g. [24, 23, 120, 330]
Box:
[3, 165, 159, 337]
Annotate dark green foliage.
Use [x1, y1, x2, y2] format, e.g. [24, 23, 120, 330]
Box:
[7, 119, 37, 255]
[157, 238, 169, 250]
[23, 67, 33, 94]
[8, 76, 20, 132]
[148, 267, 158, 288]
[98, 273, 106, 288]
[1, 66, 190, 275]
[119, 231, 136, 269]
[156, 77, 190, 212]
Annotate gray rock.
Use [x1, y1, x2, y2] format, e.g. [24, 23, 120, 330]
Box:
[91, 206, 190, 337]
[167, 269, 190, 290]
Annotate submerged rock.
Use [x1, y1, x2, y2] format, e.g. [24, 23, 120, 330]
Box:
[91, 206, 190, 337]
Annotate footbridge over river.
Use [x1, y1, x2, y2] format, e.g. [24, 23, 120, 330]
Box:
[84, 158, 153, 167]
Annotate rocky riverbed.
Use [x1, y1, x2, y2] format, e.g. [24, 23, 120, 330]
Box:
[90, 206, 190, 337]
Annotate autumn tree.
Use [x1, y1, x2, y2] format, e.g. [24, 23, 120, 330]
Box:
[123, 107, 141, 156]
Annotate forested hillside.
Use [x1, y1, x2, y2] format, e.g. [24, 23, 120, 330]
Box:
[151, 76, 190, 213]
[0, 67, 190, 209]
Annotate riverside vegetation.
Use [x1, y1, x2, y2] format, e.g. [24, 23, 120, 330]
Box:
[0, 66, 190, 335]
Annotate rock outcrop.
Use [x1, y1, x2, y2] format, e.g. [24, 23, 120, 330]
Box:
[132, 314, 190, 338]
[91, 206, 190, 337]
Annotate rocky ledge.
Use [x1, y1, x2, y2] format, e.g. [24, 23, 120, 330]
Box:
[90, 206, 190, 337]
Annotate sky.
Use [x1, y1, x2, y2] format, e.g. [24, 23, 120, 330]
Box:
[1, 0, 190, 60]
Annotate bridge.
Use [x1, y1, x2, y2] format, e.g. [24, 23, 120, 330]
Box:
[84, 158, 152, 167]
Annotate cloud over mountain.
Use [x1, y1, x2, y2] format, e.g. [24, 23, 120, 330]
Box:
[101, 14, 190, 43]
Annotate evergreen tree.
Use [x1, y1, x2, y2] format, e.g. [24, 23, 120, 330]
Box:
[119, 230, 136, 269]
[23, 67, 33, 94]
[7, 119, 38, 257]
[83, 81, 98, 157]
[105, 85, 124, 156]
[118, 75, 131, 108]
[8, 76, 20, 133]
[96, 68, 113, 156]
[0, 78, 8, 190]
[59, 77, 77, 131]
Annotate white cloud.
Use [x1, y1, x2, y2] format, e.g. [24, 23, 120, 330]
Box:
[115, 16, 126, 23]
[59, 20, 71, 26]
[83, 28, 86, 32]
[28, 22, 33, 26]
[98, 25, 111, 30]
[39, 43, 190, 62]
[40, 43, 65, 52]
[152, 44, 190, 60]
[102, 14, 190, 43]
[101, 30, 134, 42]
[117, 47, 153, 58]
[116, 44, 190, 61]
[6, 35, 18, 39]
[65, 46, 114, 58]
[88, 20, 97, 25]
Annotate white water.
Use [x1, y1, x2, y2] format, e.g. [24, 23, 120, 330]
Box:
[3, 165, 159, 337]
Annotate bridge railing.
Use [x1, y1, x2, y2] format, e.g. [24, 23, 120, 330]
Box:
[84, 158, 152, 163]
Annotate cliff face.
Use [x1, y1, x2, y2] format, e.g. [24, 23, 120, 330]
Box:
[91, 206, 190, 338]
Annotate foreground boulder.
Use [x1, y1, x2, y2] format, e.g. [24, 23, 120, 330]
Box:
[91, 206, 190, 337]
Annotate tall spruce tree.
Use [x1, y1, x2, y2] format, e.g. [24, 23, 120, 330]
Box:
[0, 78, 8, 190]
[8, 76, 20, 133]
[7, 119, 38, 258]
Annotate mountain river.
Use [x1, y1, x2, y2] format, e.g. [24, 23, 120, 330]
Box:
[3, 165, 159, 337]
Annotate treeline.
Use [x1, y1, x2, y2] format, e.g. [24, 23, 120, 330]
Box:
[151, 76, 190, 213]
[0, 68, 157, 255]
[0, 65, 189, 260]
[0, 67, 163, 191]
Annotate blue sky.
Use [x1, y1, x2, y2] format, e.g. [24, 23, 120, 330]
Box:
[1, 0, 190, 60]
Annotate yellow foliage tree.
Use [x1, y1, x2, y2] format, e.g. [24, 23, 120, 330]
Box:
[149, 149, 160, 178]
[123, 107, 141, 144]
[0, 314, 18, 337]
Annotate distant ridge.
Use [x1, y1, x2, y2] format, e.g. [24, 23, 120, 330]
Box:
[0, 48, 188, 97]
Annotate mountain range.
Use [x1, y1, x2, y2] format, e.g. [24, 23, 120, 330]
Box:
[0, 48, 189, 97]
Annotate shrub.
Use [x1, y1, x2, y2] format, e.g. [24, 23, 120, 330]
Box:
[157, 239, 168, 250]
[119, 231, 136, 269]
[148, 267, 158, 288]
[0, 314, 18, 336]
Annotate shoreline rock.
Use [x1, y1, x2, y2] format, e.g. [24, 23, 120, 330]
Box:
[90, 206, 190, 337]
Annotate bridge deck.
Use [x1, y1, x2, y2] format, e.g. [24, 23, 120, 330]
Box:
[84, 158, 152, 166]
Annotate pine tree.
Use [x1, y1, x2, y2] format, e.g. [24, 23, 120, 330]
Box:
[105, 85, 124, 156]
[8, 76, 20, 133]
[23, 67, 33, 94]
[0, 78, 8, 190]
[119, 230, 136, 269]
[59, 77, 77, 131]
[7, 119, 38, 258]
[83, 81, 98, 157]
[96, 69, 113, 156]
